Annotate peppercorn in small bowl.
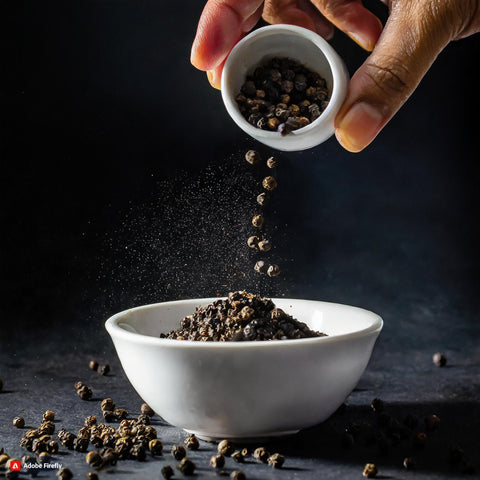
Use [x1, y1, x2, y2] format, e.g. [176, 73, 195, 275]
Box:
[221, 25, 349, 151]
[106, 298, 382, 441]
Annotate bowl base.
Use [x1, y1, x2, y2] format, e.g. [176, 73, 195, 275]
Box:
[183, 428, 300, 443]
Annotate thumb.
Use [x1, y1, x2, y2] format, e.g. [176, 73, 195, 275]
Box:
[334, 2, 454, 152]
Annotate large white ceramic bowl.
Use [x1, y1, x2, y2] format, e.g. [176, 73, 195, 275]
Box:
[106, 298, 382, 441]
[221, 24, 349, 151]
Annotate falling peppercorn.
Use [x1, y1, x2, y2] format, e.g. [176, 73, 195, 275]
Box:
[252, 214, 264, 228]
[267, 264, 280, 277]
[266, 157, 277, 168]
[257, 192, 269, 206]
[254, 260, 267, 274]
[258, 239, 272, 252]
[245, 150, 261, 165]
[247, 236, 260, 249]
[262, 176, 277, 191]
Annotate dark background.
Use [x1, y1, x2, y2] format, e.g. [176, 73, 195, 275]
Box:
[1, 1, 479, 479]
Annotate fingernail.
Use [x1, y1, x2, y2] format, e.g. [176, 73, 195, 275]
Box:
[206, 70, 221, 90]
[348, 32, 375, 52]
[336, 102, 383, 152]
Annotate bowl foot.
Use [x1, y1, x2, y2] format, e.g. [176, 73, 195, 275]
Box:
[183, 428, 300, 443]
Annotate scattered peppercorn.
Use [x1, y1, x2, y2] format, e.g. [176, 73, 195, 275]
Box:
[363, 463, 378, 478]
[114, 408, 128, 420]
[85, 451, 103, 469]
[86, 473, 99, 480]
[210, 454, 225, 469]
[75, 383, 93, 401]
[370, 398, 384, 413]
[56, 467, 74, 480]
[171, 444, 187, 460]
[267, 453, 285, 468]
[217, 439, 235, 456]
[141, 403, 155, 417]
[262, 176, 277, 191]
[13, 417, 25, 428]
[425, 414, 440, 431]
[254, 260, 267, 274]
[230, 470, 246, 480]
[253, 447, 269, 463]
[245, 150, 261, 165]
[177, 457, 195, 475]
[98, 363, 110, 376]
[184, 433, 199, 450]
[267, 264, 281, 277]
[148, 439, 163, 456]
[432, 352, 447, 366]
[161, 465, 174, 479]
[89, 360, 99, 371]
[231, 450, 244, 463]
[414, 432, 427, 448]
[403, 457, 416, 470]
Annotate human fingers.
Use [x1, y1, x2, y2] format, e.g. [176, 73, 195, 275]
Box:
[191, 0, 263, 74]
[334, 1, 463, 152]
[311, 0, 383, 51]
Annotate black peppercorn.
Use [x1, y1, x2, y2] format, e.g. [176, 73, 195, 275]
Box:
[253, 447, 269, 463]
[363, 463, 378, 478]
[403, 457, 416, 470]
[140, 403, 154, 417]
[184, 433, 199, 450]
[247, 236, 260, 249]
[114, 408, 128, 420]
[43, 410, 55, 422]
[230, 470, 246, 480]
[262, 176, 277, 191]
[266, 156, 277, 168]
[245, 150, 260, 165]
[432, 352, 447, 366]
[424, 414, 440, 431]
[177, 457, 195, 475]
[254, 260, 267, 274]
[210, 454, 225, 469]
[101, 398, 115, 411]
[85, 451, 103, 468]
[86, 473, 99, 480]
[252, 214, 264, 228]
[371, 398, 384, 413]
[231, 450, 244, 463]
[77, 384, 93, 401]
[171, 444, 186, 460]
[256, 192, 269, 206]
[13, 417, 25, 428]
[149, 439, 163, 455]
[267, 264, 280, 277]
[161, 465, 174, 479]
[56, 467, 74, 480]
[218, 439, 235, 456]
[258, 239, 271, 252]
[267, 453, 284, 468]
[98, 363, 110, 376]
[89, 360, 99, 371]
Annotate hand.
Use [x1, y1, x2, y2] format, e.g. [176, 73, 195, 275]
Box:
[191, 0, 480, 152]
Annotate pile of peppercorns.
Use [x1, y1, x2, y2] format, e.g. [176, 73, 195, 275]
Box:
[161, 290, 325, 341]
[236, 57, 330, 135]
[244, 149, 281, 277]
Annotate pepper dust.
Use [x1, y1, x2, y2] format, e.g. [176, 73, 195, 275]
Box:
[161, 291, 326, 341]
[236, 57, 330, 135]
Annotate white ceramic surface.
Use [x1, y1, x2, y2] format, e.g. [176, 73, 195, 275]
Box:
[221, 25, 349, 152]
[106, 298, 382, 440]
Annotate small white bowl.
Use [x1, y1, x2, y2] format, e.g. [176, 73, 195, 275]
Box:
[221, 25, 349, 152]
[106, 298, 382, 441]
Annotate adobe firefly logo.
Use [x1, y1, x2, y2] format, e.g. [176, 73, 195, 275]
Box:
[10, 460, 21, 471]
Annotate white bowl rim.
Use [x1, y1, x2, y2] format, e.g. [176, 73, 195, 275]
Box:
[105, 297, 383, 349]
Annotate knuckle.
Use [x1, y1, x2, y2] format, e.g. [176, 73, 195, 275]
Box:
[363, 55, 412, 100]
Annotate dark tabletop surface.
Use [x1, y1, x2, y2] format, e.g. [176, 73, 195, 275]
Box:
[1, 1, 479, 479]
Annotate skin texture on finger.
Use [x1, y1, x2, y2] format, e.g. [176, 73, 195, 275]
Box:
[191, 0, 263, 71]
[262, 0, 321, 31]
[334, 1, 457, 152]
[311, 0, 383, 50]
[297, 0, 334, 38]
